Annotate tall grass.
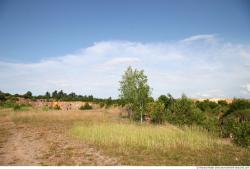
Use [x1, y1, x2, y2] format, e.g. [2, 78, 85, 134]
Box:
[71, 122, 222, 152]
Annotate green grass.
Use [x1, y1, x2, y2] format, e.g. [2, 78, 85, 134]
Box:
[71, 122, 250, 165]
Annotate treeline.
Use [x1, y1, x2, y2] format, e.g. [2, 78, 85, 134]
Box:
[0, 90, 120, 106]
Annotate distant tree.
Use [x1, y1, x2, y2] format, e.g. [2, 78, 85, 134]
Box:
[158, 93, 175, 109]
[23, 91, 32, 99]
[52, 90, 58, 99]
[45, 91, 50, 99]
[0, 91, 6, 102]
[105, 97, 112, 108]
[119, 66, 151, 123]
[88, 95, 94, 101]
[57, 90, 65, 100]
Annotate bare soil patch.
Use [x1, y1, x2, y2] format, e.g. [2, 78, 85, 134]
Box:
[0, 109, 120, 165]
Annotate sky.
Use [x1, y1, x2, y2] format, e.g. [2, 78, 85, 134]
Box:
[0, 0, 250, 99]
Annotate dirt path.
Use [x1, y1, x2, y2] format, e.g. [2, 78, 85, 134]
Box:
[0, 117, 45, 165]
[0, 117, 119, 165]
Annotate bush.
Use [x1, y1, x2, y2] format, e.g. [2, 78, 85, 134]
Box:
[221, 109, 250, 147]
[13, 104, 21, 111]
[53, 105, 61, 110]
[196, 100, 219, 113]
[42, 105, 52, 111]
[166, 95, 206, 126]
[228, 99, 250, 113]
[2, 100, 15, 108]
[105, 97, 112, 108]
[99, 102, 105, 108]
[233, 121, 250, 147]
[79, 103, 93, 110]
[203, 114, 220, 133]
[147, 101, 165, 123]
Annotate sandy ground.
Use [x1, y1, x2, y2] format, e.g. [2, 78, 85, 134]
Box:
[0, 110, 120, 166]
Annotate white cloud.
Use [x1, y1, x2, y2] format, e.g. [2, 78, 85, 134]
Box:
[245, 84, 250, 92]
[0, 35, 250, 98]
[181, 34, 216, 43]
[102, 57, 140, 67]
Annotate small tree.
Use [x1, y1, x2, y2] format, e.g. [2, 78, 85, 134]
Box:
[52, 90, 58, 99]
[119, 66, 151, 123]
[45, 91, 51, 100]
[24, 91, 32, 99]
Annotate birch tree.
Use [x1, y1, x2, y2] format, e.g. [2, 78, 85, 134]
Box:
[119, 66, 151, 123]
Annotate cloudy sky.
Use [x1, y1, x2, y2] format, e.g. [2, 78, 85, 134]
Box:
[0, 0, 250, 98]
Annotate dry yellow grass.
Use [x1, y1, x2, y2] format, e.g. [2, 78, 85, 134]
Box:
[71, 123, 222, 151]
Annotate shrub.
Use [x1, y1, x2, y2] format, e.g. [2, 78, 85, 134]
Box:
[53, 105, 61, 110]
[196, 100, 219, 113]
[79, 103, 93, 110]
[166, 95, 206, 126]
[228, 99, 250, 113]
[42, 105, 52, 111]
[203, 115, 220, 133]
[99, 102, 105, 108]
[147, 101, 165, 123]
[221, 109, 250, 147]
[105, 97, 112, 108]
[13, 104, 21, 111]
[233, 121, 250, 147]
[2, 100, 15, 108]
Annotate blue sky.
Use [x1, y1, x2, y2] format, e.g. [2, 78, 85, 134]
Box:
[0, 0, 250, 98]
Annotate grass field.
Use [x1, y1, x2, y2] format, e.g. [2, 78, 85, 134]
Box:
[0, 106, 250, 165]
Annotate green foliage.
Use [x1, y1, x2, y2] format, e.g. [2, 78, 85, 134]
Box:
[99, 102, 105, 108]
[2, 100, 16, 108]
[105, 97, 112, 108]
[42, 105, 52, 111]
[23, 91, 32, 99]
[165, 94, 205, 126]
[79, 103, 93, 110]
[233, 121, 250, 147]
[221, 108, 250, 147]
[196, 100, 220, 114]
[228, 99, 250, 113]
[0, 91, 6, 102]
[45, 91, 51, 100]
[218, 100, 228, 107]
[158, 93, 175, 109]
[2, 101, 32, 111]
[203, 114, 220, 133]
[13, 104, 21, 111]
[53, 105, 61, 110]
[119, 66, 151, 122]
[147, 101, 165, 123]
